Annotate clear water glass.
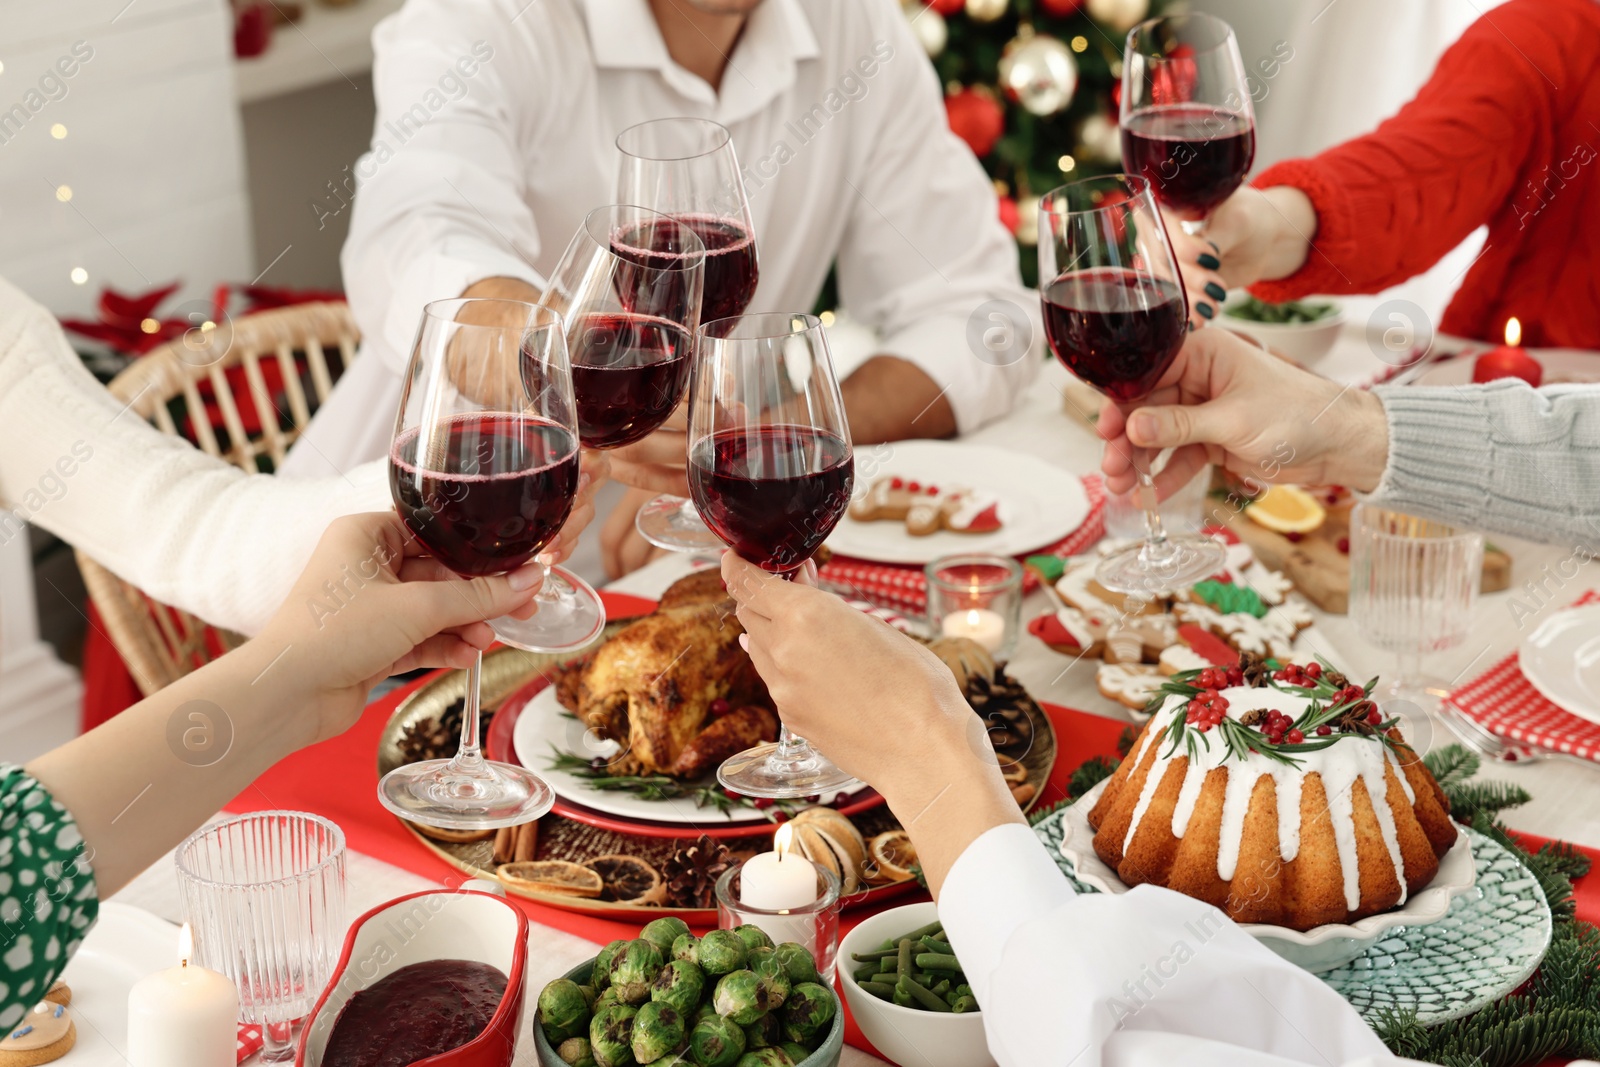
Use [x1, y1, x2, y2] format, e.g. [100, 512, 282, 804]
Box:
[1348, 504, 1483, 725]
[175, 812, 346, 1062]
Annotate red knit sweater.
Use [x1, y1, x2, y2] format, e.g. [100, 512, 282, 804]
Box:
[1249, 0, 1600, 349]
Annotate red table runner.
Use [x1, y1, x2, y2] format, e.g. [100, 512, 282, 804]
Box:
[226, 644, 1600, 1063]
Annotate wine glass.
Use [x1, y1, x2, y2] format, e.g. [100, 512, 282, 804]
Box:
[688, 312, 860, 799]
[1120, 13, 1256, 231]
[542, 204, 705, 450]
[1039, 174, 1225, 596]
[617, 117, 761, 552]
[381, 297, 593, 828]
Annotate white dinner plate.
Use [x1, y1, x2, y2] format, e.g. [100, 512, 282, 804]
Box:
[512, 684, 772, 826]
[1412, 348, 1600, 388]
[55, 902, 182, 1065]
[1519, 603, 1600, 723]
[825, 440, 1090, 565]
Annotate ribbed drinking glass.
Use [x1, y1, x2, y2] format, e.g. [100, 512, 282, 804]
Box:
[175, 811, 346, 1062]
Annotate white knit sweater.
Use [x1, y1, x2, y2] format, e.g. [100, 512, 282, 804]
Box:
[1372, 381, 1600, 545]
[0, 280, 390, 636]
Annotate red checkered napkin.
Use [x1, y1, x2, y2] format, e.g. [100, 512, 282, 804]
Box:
[1447, 590, 1600, 761]
[237, 1023, 263, 1062]
[819, 473, 1106, 616]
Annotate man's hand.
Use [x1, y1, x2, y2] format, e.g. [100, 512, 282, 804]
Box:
[1097, 327, 1390, 500]
[1166, 185, 1319, 327]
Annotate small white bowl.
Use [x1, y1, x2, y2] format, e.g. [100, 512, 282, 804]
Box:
[1217, 292, 1345, 369]
[838, 901, 995, 1067]
[1058, 779, 1477, 973]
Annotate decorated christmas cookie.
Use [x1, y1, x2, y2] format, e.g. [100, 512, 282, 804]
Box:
[849, 477, 1003, 536]
[1096, 663, 1167, 711]
[1027, 607, 1108, 658]
[1174, 599, 1313, 660]
[1101, 613, 1178, 665]
[0, 1000, 75, 1066]
[1175, 622, 1239, 666]
[1055, 560, 1163, 618]
[1157, 643, 1213, 676]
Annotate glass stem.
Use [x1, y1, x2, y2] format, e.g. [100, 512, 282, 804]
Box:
[773, 726, 809, 764]
[1135, 469, 1178, 567]
[450, 651, 487, 775]
[532, 555, 561, 605]
[1396, 650, 1423, 689]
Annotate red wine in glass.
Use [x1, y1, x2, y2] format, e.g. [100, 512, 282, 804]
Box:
[390, 413, 579, 577]
[1041, 268, 1188, 403]
[568, 312, 693, 449]
[616, 213, 758, 328]
[1121, 105, 1255, 221]
[688, 424, 853, 574]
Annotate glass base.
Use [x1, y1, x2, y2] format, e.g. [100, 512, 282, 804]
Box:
[717, 742, 863, 800]
[1095, 533, 1227, 596]
[491, 565, 606, 653]
[377, 757, 555, 830]
[636, 494, 726, 553]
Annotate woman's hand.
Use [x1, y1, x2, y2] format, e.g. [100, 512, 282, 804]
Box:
[1097, 327, 1390, 500]
[1167, 185, 1319, 327]
[721, 554, 1022, 894]
[255, 512, 545, 746]
[600, 485, 670, 579]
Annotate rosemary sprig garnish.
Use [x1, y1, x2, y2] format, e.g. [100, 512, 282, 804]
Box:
[544, 747, 802, 821]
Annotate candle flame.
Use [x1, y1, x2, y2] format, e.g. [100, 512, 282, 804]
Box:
[774, 823, 795, 857]
[1505, 317, 1521, 347]
[966, 609, 982, 626]
[179, 923, 193, 967]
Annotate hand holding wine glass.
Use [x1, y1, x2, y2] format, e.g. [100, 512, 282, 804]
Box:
[1040, 173, 1225, 595]
[688, 312, 859, 799]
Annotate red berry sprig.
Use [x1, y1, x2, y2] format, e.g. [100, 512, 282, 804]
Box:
[1185, 690, 1229, 732]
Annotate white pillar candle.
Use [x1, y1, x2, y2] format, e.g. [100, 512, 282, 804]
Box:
[740, 825, 821, 911]
[941, 607, 1006, 652]
[127, 924, 238, 1067]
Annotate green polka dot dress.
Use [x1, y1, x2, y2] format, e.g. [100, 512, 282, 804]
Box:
[0, 764, 97, 1032]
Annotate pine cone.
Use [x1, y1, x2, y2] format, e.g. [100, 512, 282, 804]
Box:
[398, 718, 454, 765]
[663, 834, 733, 909]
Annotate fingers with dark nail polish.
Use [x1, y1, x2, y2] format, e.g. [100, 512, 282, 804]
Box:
[1197, 253, 1221, 270]
[1196, 302, 1215, 320]
[1204, 282, 1228, 302]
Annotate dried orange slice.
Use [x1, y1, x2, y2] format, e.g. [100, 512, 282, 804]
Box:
[497, 860, 603, 898]
[866, 831, 919, 885]
[1245, 485, 1326, 534]
[587, 854, 666, 905]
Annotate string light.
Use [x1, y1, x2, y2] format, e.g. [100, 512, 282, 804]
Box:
[55, 185, 72, 202]
[819, 310, 836, 326]
[140, 318, 160, 334]
[1058, 154, 1077, 173]
[1070, 36, 1088, 52]
[69, 267, 87, 285]
[50, 124, 66, 139]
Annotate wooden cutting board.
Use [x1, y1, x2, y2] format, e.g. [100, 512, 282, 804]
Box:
[1221, 504, 1511, 614]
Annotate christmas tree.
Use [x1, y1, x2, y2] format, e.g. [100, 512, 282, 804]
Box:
[909, 0, 1169, 285]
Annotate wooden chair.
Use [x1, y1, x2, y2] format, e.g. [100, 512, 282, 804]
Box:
[76, 301, 361, 696]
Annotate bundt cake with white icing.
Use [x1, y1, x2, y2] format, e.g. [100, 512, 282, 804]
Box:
[1088, 656, 1456, 931]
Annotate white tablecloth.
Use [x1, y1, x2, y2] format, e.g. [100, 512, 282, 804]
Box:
[106, 321, 1600, 1064]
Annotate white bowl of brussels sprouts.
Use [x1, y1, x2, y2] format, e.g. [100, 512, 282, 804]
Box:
[1218, 292, 1345, 369]
[838, 902, 995, 1067]
[533, 917, 844, 1067]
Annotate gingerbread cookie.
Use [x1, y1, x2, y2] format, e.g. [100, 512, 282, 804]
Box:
[0, 1000, 74, 1066]
[850, 477, 1003, 536]
[1175, 622, 1239, 666]
[1055, 560, 1164, 618]
[1102, 614, 1177, 665]
[1174, 600, 1313, 660]
[1157, 643, 1212, 676]
[1026, 607, 1108, 658]
[41, 983, 67, 1009]
[1096, 663, 1167, 713]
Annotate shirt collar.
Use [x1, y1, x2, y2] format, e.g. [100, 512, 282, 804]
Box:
[580, 0, 820, 116]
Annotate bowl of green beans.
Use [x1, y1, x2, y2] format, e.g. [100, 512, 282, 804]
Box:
[837, 902, 994, 1067]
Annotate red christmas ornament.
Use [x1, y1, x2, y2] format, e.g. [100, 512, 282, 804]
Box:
[927, 0, 964, 13]
[997, 195, 1020, 234]
[1038, 0, 1085, 15]
[945, 86, 1005, 158]
[1151, 42, 1198, 105]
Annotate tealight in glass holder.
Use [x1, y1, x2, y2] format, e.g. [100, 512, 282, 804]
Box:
[925, 553, 1024, 660]
[715, 859, 843, 981]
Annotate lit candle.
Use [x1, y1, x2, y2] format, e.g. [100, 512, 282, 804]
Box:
[127, 924, 239, 1067]
[941, 607, 1006, 652]
[1472, 316, 1542, 386]
[740, 825, 821, 911]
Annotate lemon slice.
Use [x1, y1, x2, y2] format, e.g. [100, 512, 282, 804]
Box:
[1246, 485, 1327, 534]
[866, 831, 919, 885]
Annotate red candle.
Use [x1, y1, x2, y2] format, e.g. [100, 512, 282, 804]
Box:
[1472, 317, 1542, 386]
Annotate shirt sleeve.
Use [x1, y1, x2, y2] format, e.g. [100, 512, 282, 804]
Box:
[831, 1, 1042, 433]
[1369, 380, 1600, 545]
[938, 824, 1409, 1067]
[0, 765, 97, 1034]
[1247, 0, 1555, 302]
[0, 282, 392, 636]
[340, 0, 551, 375]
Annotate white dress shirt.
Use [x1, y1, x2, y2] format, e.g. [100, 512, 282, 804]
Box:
[939, 824, 1429, 1067]
[283, 0, 1041, 479]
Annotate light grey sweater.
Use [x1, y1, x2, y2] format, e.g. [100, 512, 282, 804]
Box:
[1371, 381, 1600, 546]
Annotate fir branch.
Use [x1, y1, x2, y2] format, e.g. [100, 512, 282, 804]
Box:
[1027, 795, 1077, 827]
[544, 746, 796, 819]
[1423, 744, 1482, 789]
[1447, 780, 1535, 822]
[1534, 839, 1594, 882]
[1115, 725, 1139, 758]
[1468, 812, 1577, 925]
[1068, 755, 1119, 798]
